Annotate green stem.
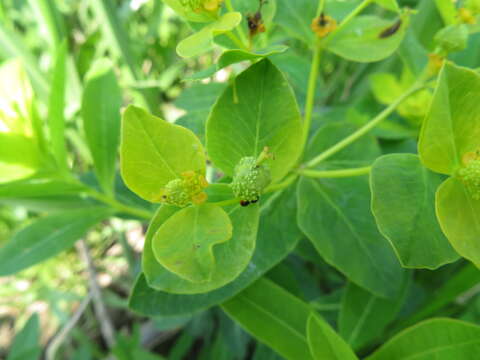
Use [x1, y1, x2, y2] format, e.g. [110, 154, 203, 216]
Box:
[87, 190, 153, 220]
[323, 0, 372, 46]
[298, 166, 371, 178]
[301, 39, 322, 156]
[265, 174, 299, 193]
[226, 30, 248, 50]
[225, 0, 249, 48]
[305, 82, 427, 168]
[211, 198, 239, 207]
[316, 0, 326, 16]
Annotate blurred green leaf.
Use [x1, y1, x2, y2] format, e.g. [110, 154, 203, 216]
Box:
[222, 277, 314, 360]
[274, 0, 316, 45]
[0, 207, 111, 276]
[307, 312, 358, 360]
[367, 318, 480, 359]
[82, 59, 122, 195]
[7, 313, 41, 360]
[177, 12, 242, 58]
[48, 41, 68, 171]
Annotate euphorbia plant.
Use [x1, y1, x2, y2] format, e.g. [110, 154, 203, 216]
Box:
[118, 0, 480, 358]
[2, 0, 480, 358]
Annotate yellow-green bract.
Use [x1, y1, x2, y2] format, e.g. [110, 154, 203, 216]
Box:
[120, 105, 206, 203]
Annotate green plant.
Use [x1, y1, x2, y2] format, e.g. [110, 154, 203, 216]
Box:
[2, 0, 480, 358]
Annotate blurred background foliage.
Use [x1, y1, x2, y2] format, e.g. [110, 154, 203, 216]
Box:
[1, 0, 480, 359]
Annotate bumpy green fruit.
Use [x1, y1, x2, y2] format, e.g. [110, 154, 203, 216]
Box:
[159, 171, 208, 207]
[231, 157, 271, 204]
[457, 159, 480, 200]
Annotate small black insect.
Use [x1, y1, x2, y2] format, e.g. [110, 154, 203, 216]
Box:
[247, 0, 267, 37]
[318, 13, 328, 27]
[379, 19, 402, 39]
[240, 200, 251, 207]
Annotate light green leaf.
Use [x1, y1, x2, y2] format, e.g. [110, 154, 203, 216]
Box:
[419, 63, 480, 175]
[370, 154, 459, 269]
[0, 207, 111, 276]
[0, 177, 86, 198]
[0, 133, 41, 183]
[434, 0, 457, 25]
[7, 313, 41, 360]
[174, 82, 227, 143]
[338, 280, 409, 350]
[206, 59, 302, 182]
[120, 105, 206, 202]
[152, 204, 232, 283]
[367, 318, 480, 360]
[186, 46, 288, 80]
[307, 312, 358, 360]
[374, 0, 400, 12]
[82, 58, 122, 195]
[327, 15, 409, 63]
[163, 0, 215, 23]
[436, 177, 480, 267]
[47, 41, 68, 171]
[298, 123, 404, 299]
[177, 12, 242, 58]
[129, 183, 301, 316]
[222, 277, 314, 360]
[370, 73, 404, 105]
[274, 0, 316, 45]
[144, 199, 259, 294]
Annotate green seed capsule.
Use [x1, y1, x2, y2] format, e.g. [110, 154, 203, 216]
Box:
[230, 156, 271, 203]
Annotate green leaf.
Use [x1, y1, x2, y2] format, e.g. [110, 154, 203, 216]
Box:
[222, 277, 314, 360]
[144, 201, 258, 294]
[327, 15, 409, 63]
[129, 183, 301, 316]
[419, 63, 480, 175]
[373, 0, 400, 12]
[47, 41, 68, 171]
[338, 280, 409, 350]
[434, 0, 457, 25]
[174, 82, 226, 143]
[186, 46, 288, 80]
[395, 263, 480, 328]
[274, 0, 316, 45]
[0, 133, 41, 183]
[0, 207, 111, 276]
[82, 58, 122, 195]
[206, 59, 303, 182]
[298, 123, 404, 299]
[307, 313, 358, 360]
[177, 12, 242, 58]
[7, 313, 41, 360]
[366, 318, 480, 360]
[436, 177, 480, 267]
[370, 154, 459, 269]
[0, 177, 86, 198]
[152, 204, 233, 283]
[120, 105, 206, 202]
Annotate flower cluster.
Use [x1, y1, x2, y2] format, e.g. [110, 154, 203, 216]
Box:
[160, 171, 209, 207]
[457, 152, 480, 200]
